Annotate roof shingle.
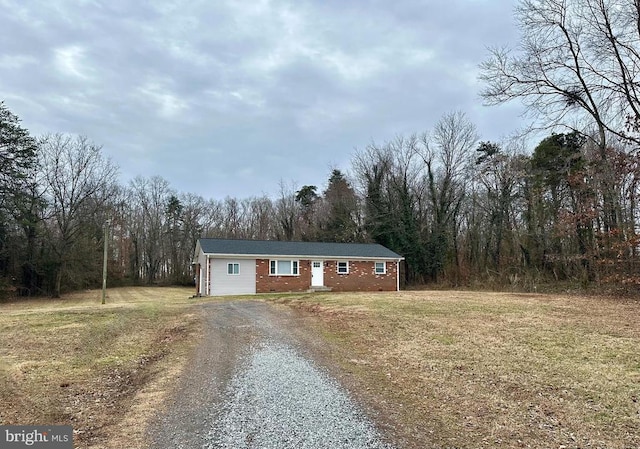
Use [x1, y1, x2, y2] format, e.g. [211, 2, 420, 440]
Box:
[198, 238, 402, 259]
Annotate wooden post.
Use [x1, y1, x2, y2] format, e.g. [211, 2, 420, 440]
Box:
[102, 219, 110, 305]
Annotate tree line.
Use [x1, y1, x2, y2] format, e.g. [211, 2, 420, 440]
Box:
[1, 0, 639, 296]
[2, 105, 639, 296]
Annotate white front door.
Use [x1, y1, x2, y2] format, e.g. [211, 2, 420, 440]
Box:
[311, 260, 324, 287]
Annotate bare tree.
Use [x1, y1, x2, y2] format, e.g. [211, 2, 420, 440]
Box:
[353, 136, 426, 283]
[39, 134, 118, 296]
[480, 0, 640, 148]
[247, 196, 276, 239]
[176, 192, 206, 282]
[128, 176, 172, 284]
[417, 111, 478, 281]
[201, 199, 225, 237]
[274, 181, 300, 241]
[473, 141, 524, 270]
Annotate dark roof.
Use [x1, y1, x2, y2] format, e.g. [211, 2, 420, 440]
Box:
[198, 238, 403, 259]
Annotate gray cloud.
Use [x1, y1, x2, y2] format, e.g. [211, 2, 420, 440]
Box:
[1, 0, 526, 199]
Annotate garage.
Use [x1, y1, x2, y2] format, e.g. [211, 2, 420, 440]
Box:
[209, 258, 256, 296]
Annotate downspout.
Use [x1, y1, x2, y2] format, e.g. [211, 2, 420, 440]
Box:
[396, 260, 400, 291]
[194, 263, 200, 296]
[206, 255, 210, 296]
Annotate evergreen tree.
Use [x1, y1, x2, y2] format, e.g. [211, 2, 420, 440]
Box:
[0, 102, 38, 291]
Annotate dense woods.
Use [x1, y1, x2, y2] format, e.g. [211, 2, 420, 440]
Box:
[1, 0, 638, 296]
[1, 104, 639, 296]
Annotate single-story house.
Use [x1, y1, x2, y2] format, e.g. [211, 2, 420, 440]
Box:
[193, 238, 404, 296]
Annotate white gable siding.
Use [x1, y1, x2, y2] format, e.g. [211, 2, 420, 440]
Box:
[210, 258, 256, 296]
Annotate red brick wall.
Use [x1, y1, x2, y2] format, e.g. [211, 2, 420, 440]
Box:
[255, 258, 398, 293]
[324, 260, 397, 292]
[256, 259, 312, 293]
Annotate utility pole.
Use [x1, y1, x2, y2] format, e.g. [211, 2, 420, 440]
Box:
[102, 219, 110, 305]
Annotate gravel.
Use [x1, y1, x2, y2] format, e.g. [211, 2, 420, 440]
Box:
[149, 301, 395, 449]
[205, 342, 393, 449]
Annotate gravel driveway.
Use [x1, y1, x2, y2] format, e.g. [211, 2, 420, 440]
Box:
[149, 300, 394, 449]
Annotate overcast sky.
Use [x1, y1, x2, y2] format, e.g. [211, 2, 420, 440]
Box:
[1, 0, 526, 200]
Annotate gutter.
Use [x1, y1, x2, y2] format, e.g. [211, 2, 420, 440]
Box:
[201, 252, 403, 261]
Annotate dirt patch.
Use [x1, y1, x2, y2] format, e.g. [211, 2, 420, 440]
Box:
[68, 324, 193, 448]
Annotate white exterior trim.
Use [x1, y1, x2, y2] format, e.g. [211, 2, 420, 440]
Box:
[205, 255, 210, 296]
[374, 261, 386, 274]
[269, 259, 300, 276]
[336, 261, 349, 274]
[200, 252, 401, 262]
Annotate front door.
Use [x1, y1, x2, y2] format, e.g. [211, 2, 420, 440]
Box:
[311, 260, 324, 287]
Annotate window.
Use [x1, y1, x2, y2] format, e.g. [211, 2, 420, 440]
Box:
[227, 263, 240, 275]
[269, 260, 299, 275]
[313, 261, 322, 268]
[375, 262, 386, 274]
[337, 261, 349, 274]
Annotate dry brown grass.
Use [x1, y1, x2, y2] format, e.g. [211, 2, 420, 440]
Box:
[4, 287, 639, 448]
[0, 286, 202, 449]
[269, 291, 640, 449]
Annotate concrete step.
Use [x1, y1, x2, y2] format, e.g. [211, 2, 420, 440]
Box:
[307, 286, 333, 293]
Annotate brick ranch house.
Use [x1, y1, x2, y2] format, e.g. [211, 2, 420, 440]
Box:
[193, 238, 404, 296]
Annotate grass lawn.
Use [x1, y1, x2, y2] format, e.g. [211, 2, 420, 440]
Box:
[268, 291, 640, 449]
[2, 287, 639, 448]
[0, 286, 201, 449]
